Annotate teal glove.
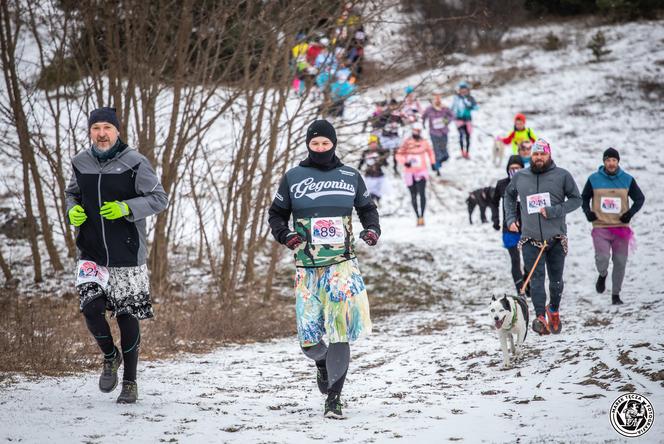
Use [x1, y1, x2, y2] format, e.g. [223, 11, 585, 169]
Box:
[99, 201, 130, 220]
[68, 204, 87, 227]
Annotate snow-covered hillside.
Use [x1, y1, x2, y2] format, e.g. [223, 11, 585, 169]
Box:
[2, 17, 664, 444]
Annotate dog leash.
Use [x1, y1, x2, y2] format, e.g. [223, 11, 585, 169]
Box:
[471, 124, 496, 139]
[519, 240, 547, 297]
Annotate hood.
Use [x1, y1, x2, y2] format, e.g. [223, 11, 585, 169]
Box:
[505, 154, 524, 175]
[299, 154, 343, 171]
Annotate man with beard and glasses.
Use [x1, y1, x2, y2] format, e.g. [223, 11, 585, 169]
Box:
[268, 119, 380, 419]
[504, 139, 581, 336]
[581, 148, 645, 305]
[66, 107, 168, 403]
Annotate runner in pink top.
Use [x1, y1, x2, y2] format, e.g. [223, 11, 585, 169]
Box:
[395, 123, 436, 226]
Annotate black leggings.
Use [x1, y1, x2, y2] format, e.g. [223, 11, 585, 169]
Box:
[82, 298, 141, 382]
[302, 341, 349, 396]
[458, 124, 471, 152]
[408, 179, 427, 218]
[508, 246, 524, 292]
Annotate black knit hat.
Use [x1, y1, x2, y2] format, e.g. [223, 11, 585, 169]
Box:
[505, 154, 524, 174]
[88, 107, 120, 131]
[603, 147, 620, 161]
[306, 119, 337, 147]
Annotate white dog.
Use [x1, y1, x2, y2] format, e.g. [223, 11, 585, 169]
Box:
[489, 295, 529, 368]
[492, 138, 505, 167]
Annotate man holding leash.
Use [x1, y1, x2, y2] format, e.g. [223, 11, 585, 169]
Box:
[504, 139, 581, 335]
[581, 148, 645, 305]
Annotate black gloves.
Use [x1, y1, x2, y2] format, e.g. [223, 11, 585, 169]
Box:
[359, 229, 379, 246]
[284, 232, 304, 250]
[586, 210, 632, 223]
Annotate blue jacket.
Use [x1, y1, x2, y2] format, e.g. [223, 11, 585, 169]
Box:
[330, 81, 355, 102]
[451, 94, 478, 121]
[582, 166, 644, 227]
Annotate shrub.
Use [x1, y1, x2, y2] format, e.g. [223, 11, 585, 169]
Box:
[587, 30, 611, 62]
[543, 31, 563, 51]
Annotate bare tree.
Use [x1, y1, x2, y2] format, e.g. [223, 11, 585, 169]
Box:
[1, 0, 44, 281]
[0, 0, 405, 304]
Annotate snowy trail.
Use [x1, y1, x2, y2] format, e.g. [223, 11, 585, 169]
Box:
[2, 212, 663, 443]
[3, 18, 664, 444]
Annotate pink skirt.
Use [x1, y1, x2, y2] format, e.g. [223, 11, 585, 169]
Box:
[403, 170, 429, 187]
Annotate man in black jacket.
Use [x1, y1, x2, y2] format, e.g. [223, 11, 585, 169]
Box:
[492, 155, 525, 294]
[268, 119, 380, 419]
[65, 107, 168, 403]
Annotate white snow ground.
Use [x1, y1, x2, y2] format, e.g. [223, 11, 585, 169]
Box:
[2, 18, 664, 444]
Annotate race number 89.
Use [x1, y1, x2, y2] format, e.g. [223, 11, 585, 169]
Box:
[319, 226, 336, 237]
[311, 217, 345, 245]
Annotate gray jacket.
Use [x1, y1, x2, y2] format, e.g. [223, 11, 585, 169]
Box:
[65, 142, 168, 267]
[504, 160, 581, 242]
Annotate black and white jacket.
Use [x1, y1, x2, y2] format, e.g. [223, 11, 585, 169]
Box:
[65, 142, 168, 267]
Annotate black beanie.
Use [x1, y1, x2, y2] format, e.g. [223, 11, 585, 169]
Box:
[88, 107, 120, 131]
[505, 154, 524, 174]
[306, 119, 337, 148]
[603, 147, 620, 161]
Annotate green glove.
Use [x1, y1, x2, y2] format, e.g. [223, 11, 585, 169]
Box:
[99, 201, 130, 220]
[68, 204, 87, 227]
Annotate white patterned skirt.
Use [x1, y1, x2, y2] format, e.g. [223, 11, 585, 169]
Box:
[78, 264, 154, 320]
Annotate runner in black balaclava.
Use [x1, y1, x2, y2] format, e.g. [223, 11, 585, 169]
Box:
[300, 119, 342, 170]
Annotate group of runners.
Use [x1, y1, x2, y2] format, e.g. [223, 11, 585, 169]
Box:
[358, 82, 480, 225]
[66, 92, 644, 418]
[290, 3, 366, 118]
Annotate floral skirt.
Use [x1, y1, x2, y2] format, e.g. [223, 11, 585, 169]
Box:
[294, 258, 372, 347]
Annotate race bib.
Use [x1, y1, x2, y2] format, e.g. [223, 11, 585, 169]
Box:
[311, 217, 345, 245]
[600, 196, 621, 214]
[432, 117, 448, 130]
[526, 192, 551, 214]
[407, 155, 422, 168]
[76, 260, 110, 290]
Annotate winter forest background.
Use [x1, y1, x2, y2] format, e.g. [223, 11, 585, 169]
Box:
[1, 0, 664, 442]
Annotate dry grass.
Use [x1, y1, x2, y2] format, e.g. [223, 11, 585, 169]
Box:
[0, 287, 294, 377]
[0, 246, 450, 378]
